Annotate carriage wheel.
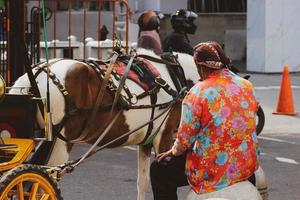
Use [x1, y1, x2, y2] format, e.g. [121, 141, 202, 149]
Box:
[0, 164, 63, 200]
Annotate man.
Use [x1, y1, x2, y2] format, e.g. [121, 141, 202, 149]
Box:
[150, 41, 260, 200]
[162, 9, 198, 55]
[137, 11, 162, 54]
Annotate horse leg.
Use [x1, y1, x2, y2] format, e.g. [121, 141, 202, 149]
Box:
[155, 105, 181, 154]
[47, 131, 71, 166]
[137, 145, 152, 200]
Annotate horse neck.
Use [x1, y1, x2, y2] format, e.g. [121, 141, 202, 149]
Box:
[175, 52, 199, 85]
[136, 48, 176, 91]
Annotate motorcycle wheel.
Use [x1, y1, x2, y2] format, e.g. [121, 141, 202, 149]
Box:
[256, 106, 265, 135]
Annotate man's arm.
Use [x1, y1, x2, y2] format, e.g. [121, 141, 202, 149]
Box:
[171, 90, 203, 156]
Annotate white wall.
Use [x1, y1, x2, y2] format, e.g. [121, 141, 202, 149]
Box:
[138, 0, 160, 11]
[160, 0, 187, 14]
[247, 0, 300, 72]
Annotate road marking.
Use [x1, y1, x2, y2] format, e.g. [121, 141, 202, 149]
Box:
[123, 146, 155, 155]
[257, 152, 298, 165]
[258, 136, 297, 145]
[275, 157, 299, 165]
[255, 85, 300, 90]
[123, 146, 137, 151]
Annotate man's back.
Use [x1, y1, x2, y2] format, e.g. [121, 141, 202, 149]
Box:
[162, 32, 194, 55]
[175, 68, 259, 194]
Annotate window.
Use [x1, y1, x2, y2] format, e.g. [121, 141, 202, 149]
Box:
[57, 1, 113, 11]
[88, 1, 113, 11]
[188, 0, 247, 13]
[58, 1, 82, 11]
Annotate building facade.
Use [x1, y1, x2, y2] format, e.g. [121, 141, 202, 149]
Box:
[26, 0, 299, 72]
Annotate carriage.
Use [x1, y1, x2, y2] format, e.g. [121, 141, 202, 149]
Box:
[0, 75, 62, 199]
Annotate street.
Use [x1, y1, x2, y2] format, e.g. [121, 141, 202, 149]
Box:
[60, 72, 300, 200]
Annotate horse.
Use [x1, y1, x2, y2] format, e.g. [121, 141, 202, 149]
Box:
[9, 48, 199, 200]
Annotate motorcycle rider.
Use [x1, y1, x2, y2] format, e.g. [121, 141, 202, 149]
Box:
[162, 9, 198, 55]
[137, 10, 162, 54]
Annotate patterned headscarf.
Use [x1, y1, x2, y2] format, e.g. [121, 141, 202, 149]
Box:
[193, 41, 230, 69]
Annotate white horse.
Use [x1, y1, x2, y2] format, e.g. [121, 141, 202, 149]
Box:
[10, 48, 199, 200]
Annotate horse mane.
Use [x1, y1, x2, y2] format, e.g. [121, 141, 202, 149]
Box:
[173, 51, 199, 84]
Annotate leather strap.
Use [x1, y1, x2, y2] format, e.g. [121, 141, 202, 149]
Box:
[111, 55, 135, 112]
[155, 77, 178, 99]
[139, 93, 157, 145]
[22, 44, 45, 119]
[137, 54, 181, 67]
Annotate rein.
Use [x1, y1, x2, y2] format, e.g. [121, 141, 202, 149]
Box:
[137, 54, 182, 67]
[48, 99, 178, 178]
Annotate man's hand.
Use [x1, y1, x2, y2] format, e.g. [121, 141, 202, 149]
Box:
[156, 149, 173, 163]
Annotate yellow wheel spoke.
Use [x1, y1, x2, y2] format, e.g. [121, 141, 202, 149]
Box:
[17, 182, 25, 200]
[40, 194, 50, 200]
[29, 182, 39, 200]
[0, 166, 60, 200]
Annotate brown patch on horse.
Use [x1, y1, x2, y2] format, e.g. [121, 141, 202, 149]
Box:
[63, 62, 130, 147]
[67, 143, 73, 153]
[158, 101, 182, 153]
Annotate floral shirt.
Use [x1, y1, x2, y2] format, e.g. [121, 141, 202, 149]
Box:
[171, 68, 260, 194]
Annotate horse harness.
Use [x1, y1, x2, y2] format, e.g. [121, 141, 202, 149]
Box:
[32, 53, 186, 145]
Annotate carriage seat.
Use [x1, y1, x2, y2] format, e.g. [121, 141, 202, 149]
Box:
[185, 181, 263, 200]
[114, 56, 161, 91]
[0, 136, 17, 150]
[0, 143, 17, 150]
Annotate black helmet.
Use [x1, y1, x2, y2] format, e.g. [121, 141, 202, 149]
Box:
[138, 11, 160, 31]
[171, 9, 198, 34]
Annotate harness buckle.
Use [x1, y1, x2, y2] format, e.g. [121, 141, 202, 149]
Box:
[155, 77, 167, 87]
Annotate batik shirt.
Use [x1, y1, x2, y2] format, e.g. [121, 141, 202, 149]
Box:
[171, 68, 260, 194]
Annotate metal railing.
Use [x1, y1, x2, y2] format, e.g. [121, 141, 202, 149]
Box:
[0, 0, 132, 85]
[0, 7, 8, 84]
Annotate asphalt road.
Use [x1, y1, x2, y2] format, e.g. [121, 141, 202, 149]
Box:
[60, 72, 300, 200]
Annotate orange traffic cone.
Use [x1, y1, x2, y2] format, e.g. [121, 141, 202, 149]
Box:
[273, 65, 298, 115]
